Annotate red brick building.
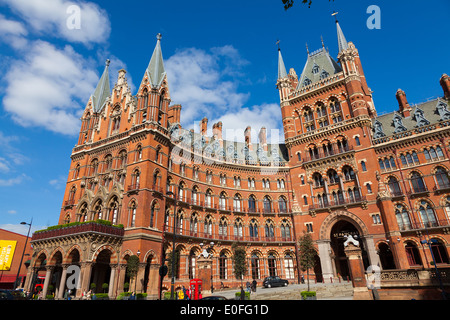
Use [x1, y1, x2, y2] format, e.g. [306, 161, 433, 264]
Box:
[0, 229, 33, 289]
[27, 21, 450, 299]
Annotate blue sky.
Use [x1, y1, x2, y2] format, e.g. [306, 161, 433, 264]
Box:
[0, 0, 449, 235]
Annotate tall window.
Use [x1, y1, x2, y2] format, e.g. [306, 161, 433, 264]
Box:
[249, 219, 258, 239]
[395, 204, 411, 230]
[284, 254, 295, 279]
[234, 219, 243, 239]
[278, 197, 288, 213]
[434, 167, 450, 189]
[219, 217, 227, 238]
[410, 171, 426, 192]
[418, 200, 437, 227]
[219, 252, 228, 279]
[204, 215, 213, 236]
[251, 254, 260, 280]
[190, 214, 198, 236]
[388, 176, 402, 196]
[265, 220, 275, 240]
[263, 196, 272, 213]
[281, 220, 291, 240]
[205, 189, 212, 208]
[268, 254, 277, 277]
[248, 195, 257, 213]
[130, 202, 137, 227]
[233, 194, 241, 212]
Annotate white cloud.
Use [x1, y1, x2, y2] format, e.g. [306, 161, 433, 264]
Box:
[0, 174, 28, 187]
[165, 46, 250, 125]
[210, 103, 284, 144]
[1, 0, 110, 45]
[2, 40, 98, 135]
[0, 13, 29, 49]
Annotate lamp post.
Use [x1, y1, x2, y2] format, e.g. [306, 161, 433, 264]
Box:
[420, 239, 447, 300]
[166, 190, 178, 300]
[14, 219, 32, 290]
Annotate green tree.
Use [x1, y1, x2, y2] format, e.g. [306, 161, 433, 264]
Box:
[231, 242, 248, 287]
[167, 250, 180, 279]
[127, 255, 140, 292]
[297, 233, 317, 292]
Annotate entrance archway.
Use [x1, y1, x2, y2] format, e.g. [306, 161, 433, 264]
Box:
[90, 249, 112, 293]
[330, 220, 369, 280]
[378, 242, 396, 270]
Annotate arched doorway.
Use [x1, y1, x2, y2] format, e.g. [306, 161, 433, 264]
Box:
[330, 220, 369, 280]
[90, 249, 112, 293]
[378, 242, 396, 270]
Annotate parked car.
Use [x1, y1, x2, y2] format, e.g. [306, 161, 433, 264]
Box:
[0, 290, 15, 300]
[263, 276, 289, 288]
[200, 295, 228, 300]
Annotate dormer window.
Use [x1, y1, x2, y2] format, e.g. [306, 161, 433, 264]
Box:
[304, 78, 312, 86]
[312, 64, 319, 74]
[320, 70, 329, 79]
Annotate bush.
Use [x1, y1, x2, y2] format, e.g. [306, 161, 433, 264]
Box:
[235, 291, 251, 300]
[93, 293, 109, 300]
[301, 291, 316, 300]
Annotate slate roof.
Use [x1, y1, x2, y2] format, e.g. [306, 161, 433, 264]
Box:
[91, 60, 111, 113]
[372, 98, 450, 139]
[296, 47, 342, 90]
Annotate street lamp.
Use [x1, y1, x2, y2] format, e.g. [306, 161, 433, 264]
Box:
[166, 189, 178, 300]
[14, 219, 32, 290]
[420, 239, 448, 300]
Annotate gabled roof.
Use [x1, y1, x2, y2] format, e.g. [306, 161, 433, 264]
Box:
[91, 60, 111, 113]
[146, 33, 166, 88]
[296, 48, 342, 90]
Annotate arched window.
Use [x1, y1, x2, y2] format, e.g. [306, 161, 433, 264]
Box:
[176, 210, 183, 235]
[278, 196, 288, 213]
[234, 219, 243, 239]
[405, 241, 422, 266]
[284, 253, 295, 279]
[205, 189, 212, 208]
[281, 219, 291, 240]
[149, 202, 157, 228]
[219, 217, 227, 238]
[188, 249, 196, 279]
[410, 171, 426, 193]
[268, 253, 277, 277]
[263, 196, 272, 213]
[395, 204, 411, 230]
[219, 192, 227, 210]
[313, 172, 324, 187]
[190, 213, 198, 236]
[219, 252, 228, 279]
[109, 196, 119, 225]
[251, 253, 260, 280]
[78, 203, 88, 222]
[434, 167, 450, 189]
[328, 169, 339, 184]
[265, 220, 275, 240]
[204, 215, 213, 237]
[233, 194, 241, 212]
[104, 154, 113, 171]
[418, 200, 437, 227]
[248, 195, 257, 213]
[129, 201, 137, 227]
[342, 166, 355, 181]
[430, 239, 450, 264]
[388, 176, 402, 196]
[249, 219, 258, 239]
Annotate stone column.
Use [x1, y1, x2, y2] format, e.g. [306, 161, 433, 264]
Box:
[23, 266, 35, 293]
[42, 266, 54, 298]
[57, 264, 70, 300]
[344, 241, 372, 300]
[108, 265, 117, 298]
[317, 240, 334, 283]
[78, 262, 93, 298]
[363, 236, 381, 268]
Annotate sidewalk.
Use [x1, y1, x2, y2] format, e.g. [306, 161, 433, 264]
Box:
[208, 282, 354, 300]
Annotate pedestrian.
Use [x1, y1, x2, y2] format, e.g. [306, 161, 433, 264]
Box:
[130, 291, 136, 300]
[246, 281, 251, 293]
[87, 290, 92, 300]
[252, 280, 257, 293]
[301, 275, 305, 284]
[240, 286, 245, 300]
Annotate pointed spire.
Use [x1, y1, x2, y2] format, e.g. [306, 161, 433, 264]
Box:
[335, 20, 348, 53]
[146, 33, 167, 88]
[278, 48, 288, 80]
[91, 59, 111, 113]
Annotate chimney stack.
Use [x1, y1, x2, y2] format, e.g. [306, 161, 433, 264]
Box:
[244, 126, 252, 150]
[396, 89, 411, 117]
[200, 117, 208, 136]
[259, 127, 268, 151]
[440, 74, 450, 99]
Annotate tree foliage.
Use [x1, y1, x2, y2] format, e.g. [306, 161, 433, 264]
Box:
[297, 233, 317, 291]
[126, 255, 140, 280]
[231, 242, 248, 284]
